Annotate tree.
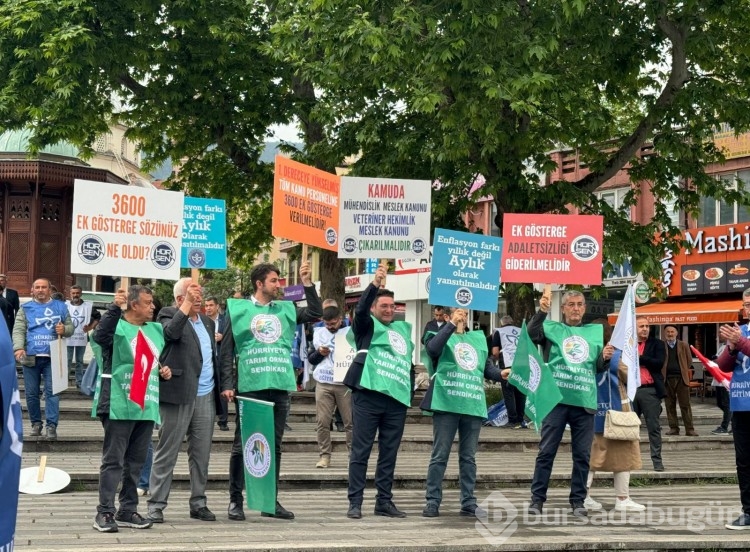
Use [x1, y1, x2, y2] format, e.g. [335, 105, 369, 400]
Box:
[271, 0, 750, 317]
[0, 0, 292, 266]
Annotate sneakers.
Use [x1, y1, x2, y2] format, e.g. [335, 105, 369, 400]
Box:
[114, 511, 152, 529]
[726, 513, 750, 530]
[570, 501, 588, 518]
[528, 501, 543, 515]
[374, 501, 406, 518]
[347, 503, 362, 519]
[614, 498, 646, 512]
[422, 504, 439, 518]
[93, 512, 118, 533]
[31, 423, 43, 437]
[335, 422, 345, 432]
[147, 508, 163, 523]
[459, 504, 487, 518]
[136, 487, 148, 497]
[218, 422, 229, 431]
[316, 456, 330, 469]
[583, 496, 602, 510]
[46, 426, 57, 441]
[711, 426, 729, 435]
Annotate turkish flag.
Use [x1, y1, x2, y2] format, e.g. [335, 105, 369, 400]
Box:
[690, 345, 732, 390]
[130, 329, 156, 409]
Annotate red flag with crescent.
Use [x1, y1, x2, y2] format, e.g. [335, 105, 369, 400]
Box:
[130, 329, 155, 409]
[690, 345, 732, 389]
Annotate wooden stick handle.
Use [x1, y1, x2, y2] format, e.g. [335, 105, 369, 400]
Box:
[302, 244, 309, 261]
[37, 455, 47, 483]
[543, 284, 552, 298]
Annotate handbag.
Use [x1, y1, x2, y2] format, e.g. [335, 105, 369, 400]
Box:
[603, 409, 641, 441]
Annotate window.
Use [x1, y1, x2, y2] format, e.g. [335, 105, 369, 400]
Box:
[595, 188, 632, 221]
[699, 170, 750, 226]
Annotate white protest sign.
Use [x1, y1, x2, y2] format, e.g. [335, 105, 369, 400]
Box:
[338, 177, 432, 259]
[50, 337, 68, 395]
[71, 179, 184, 280]
[332, 327, 356, 383]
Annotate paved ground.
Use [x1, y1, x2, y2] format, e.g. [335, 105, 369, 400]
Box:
[14, 486, 750, 552]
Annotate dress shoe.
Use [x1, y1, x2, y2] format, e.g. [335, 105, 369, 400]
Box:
[665, 429, 679, 436]
[459, 504, 487, 518]
[528, 501, 543, 515]
[653, 464, 665, 472]
[190, 507, 216, 521]
[261, 501, 294, 520]
[570, 501, 588, 518]
[335, 422, 345, 432]
[422, 504, 439, 517]
[218, 423, 229, 431]
[227, 502, 245, 521]
[374, 501, 406, 518]
[686, 430, 699, 436]
[347, 503, 362, 519]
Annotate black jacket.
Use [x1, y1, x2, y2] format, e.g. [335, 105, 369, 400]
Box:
[158, 306, 220, 410]
[639, 337, 667, 399]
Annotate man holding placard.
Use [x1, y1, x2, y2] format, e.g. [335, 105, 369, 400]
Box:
[344, 264, 415, 519]
[12, 278, 73, 441]
[526, 289, 613, 518]
[65, 285, 99, 389]
[91, 286, 171, 532]
[307, 305, 353, 468]
[219, 261, 322, 521]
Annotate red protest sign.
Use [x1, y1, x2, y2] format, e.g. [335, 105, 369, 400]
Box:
[501, 214, 604, 285]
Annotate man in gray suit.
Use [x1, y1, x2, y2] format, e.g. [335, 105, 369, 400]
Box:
[147, 278, 220, 523]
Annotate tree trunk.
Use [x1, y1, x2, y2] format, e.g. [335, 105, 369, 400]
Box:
[318, 249, 347, 307]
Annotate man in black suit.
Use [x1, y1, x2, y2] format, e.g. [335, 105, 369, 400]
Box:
[421, 306, 448, 345]
[147, 278, 220, 523]
[204, 296, 229, 431]
[0, 275, 19, 331]
[632, 316, 667, 471]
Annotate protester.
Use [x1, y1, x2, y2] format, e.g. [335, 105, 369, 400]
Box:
[421, 306, 448, 344]
[147, 278, 221, 523]
[421, 307, 501, 518]
[12, 278, 73, 440]
[526, 290, 612, 518]
[205, 296, 230, 431]
[631, 316, 667, 471]
[585, 320, 645, 513]
[491, 315, 525, 429]
[716, 290, 750, 530]
[0, 274, 20, 330]
[91, 286, 171, 532]
[344, 264, 415, 519]
[313, 299, 350, 432]
[662, 324, 698, 436]
[65, 284, 100, 389]
[220, 261, 321, 521]
[307, 305, 353, 468]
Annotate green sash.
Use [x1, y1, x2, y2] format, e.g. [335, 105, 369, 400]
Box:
[227, 299, 297, 393]
[542, 320, 602, 410]
[92, 320, 164, 422]
[359, 317, 414, 406]
[430, 330, 488, 418]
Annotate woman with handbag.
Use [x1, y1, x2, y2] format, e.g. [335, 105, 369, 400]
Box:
[585, 321, 645, 513]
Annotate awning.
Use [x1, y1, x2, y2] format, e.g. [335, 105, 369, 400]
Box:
[607, 298, 743, 326]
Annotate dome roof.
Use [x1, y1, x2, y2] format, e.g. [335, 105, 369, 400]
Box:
[0, 129, 80, 158]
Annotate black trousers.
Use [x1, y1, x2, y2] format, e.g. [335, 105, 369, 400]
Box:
[733, 411, 750, 514]
[348, 389, 407, 505]
[716, 386, 732, 430]
[98, 416, 153, 515]
[501, 378, 526, 424]
[229, 390, 289, 503]
[632, 386, 663, 467]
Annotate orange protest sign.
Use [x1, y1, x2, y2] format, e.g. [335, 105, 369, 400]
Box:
[272, 156, 340, 251]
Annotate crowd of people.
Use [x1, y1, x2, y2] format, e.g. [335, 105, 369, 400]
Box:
[10, 268, 750, 533]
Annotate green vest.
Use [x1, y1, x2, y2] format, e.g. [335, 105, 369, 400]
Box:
[359, 317, 414, 406]
[543, 320, 602, 410]
[92, 320, 164, 422]
[430, 330, 488, 418]
[227, 299, 297, 393]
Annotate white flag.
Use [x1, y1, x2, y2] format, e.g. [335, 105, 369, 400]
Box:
[610, 284, 640, 400]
